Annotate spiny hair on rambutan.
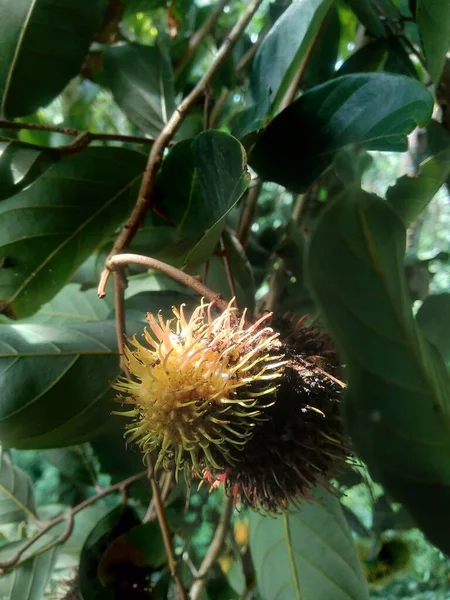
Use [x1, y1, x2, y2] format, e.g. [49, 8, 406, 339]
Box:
[203, 316, 348, 512]
[113, 299, 287, 481]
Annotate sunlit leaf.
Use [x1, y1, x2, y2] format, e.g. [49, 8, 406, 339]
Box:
[0, 0, 105, 118]
[250, 488, 369, 600]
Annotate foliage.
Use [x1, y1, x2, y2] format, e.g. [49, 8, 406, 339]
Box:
[0, 0, 449, 598]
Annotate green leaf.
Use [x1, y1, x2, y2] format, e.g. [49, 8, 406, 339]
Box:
[0, 147, 145, 319]
[251, 0, 334, 116]
[0, 142, 55, 200]
[417, 0, 450, 84]
[345, 0, 395, 38]
[416, 294, 450, 366]
[0, 544, 57, 600]
[156, 131, 249, 267]
[307, 187, 450, 554]
[44, 445, 98, 487]
[0, 446, 36, 524]
[387, 148, 450, 226]
[249, 488, 369, 600]
[249, 73, 433, 192]
[96, 42, 176, 137]
[98, 521, 167, 583]
[6, 283, 114, 326]
[78, 504, 141, 600]
[185, 131, 249, 266]
[301, 6, 341, 91]
[0, 0, 105, 118]
[0, 320, 121, 449]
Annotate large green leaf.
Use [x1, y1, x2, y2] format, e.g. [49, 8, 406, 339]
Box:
[0, 320, 121, 449]
[96, 42, 176, 137]
[156, 131, 249, 267]
[0, 0, 105, 118]
[0, 142, 55, 200]
[251, 0, 334, 117]
[185, 131, 249, 266]
[417, 0, 450, 84]
[0, 147, 145, 319]
[417, 294, 450, 366]
[250, 488, 369, 600]
[78, 504, 141, 600]
[387, 148, 450, 226]
[345, 0, 390, 38]
[15, 283, 115, 326]
[307, 187, 450, 554]
[44, 445, 99, 487]
[0, 543, 57, 600]
[0, 446, 36, 524]
[249, 73, 433, 192]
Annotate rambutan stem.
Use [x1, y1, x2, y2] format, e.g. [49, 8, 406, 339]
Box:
[102, 253, 229, 312]
[146, 455, 187, 599]
[190, 494, 234, 600]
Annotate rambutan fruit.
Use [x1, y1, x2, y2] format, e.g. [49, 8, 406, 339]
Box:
[113, 300, 286, 480]
[114, 300, 348, 510]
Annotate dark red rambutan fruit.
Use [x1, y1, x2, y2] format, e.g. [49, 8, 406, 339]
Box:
[114, 300, 348, 511]
[205, 314, 347, 512]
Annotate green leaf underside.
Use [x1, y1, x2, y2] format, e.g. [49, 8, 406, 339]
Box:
[0, 147, 146, 319]
[0, 0, 105, 118]
[96, 42, 176, 137]
[387, 148, 450, 226]
[44, 445, 98, 487]
[307, 188, 450, 554]
[250, 0, 334, 117]
[417, 0, 450, 84]
[0, 543, 57, 600]
[0, 321, 120, 449]
[0, 142, 56, 201]
[0, 446, 36, 525]
[417, 294, 450, 366]
[156, 130, 249, 267]
[250, 488, 369, 600]
[249, 73, 433, 192]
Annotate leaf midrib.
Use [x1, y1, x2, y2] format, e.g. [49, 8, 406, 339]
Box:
[1, 0, 38, 116]
[6, 170, 142, 305]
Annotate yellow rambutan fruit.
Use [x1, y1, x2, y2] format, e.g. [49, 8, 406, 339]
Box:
[113, 299, 286, 480]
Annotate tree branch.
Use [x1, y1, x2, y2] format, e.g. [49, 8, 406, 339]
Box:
[100, 253, 230, 313]
[219, 235, 238, 301]
[175, 0, 229, 78]
[98, 0, 265, 293]
[113, 269, 129, 375]
[0, 119, 157, 147]
[146, 456, 187, 600]
[189, 495, 234, 600]
[0, 471, 147, 572]
[237, 179, 263, 249]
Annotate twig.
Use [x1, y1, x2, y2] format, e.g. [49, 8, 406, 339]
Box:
[146, 456, 187, 600]
[369, 0, 428, 72]
[0, 471, 147, 572]
[113, 269, 129, 375]
[209, 87, 229, 128]
[99, 0, 265, 294]
[263, 194, 305, 313]
[0, 119, 156, 146]
[175, 0, 229, 78]
[189, 495, 234, 600]
[235, 23, 271, 73]
[144, 470, 173, 522]
[237, 179, 263, 249]
[100, 253, 229, 312]
[220, 235, 238, 300]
